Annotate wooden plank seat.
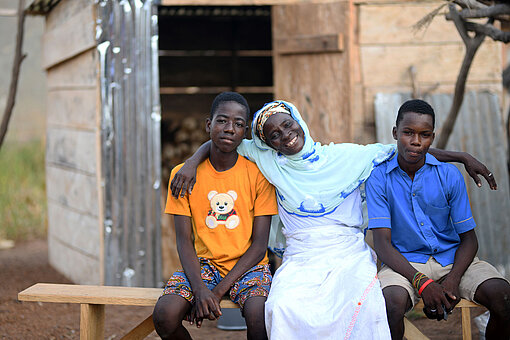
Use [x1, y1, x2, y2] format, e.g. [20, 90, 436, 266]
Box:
[18, 283, 238, 340]
[403, 299, 482, 340]
[19, 283, 481, 340]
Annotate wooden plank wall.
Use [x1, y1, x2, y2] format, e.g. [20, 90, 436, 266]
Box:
[272, 1, 353, 144]
[355, 0, 502, 143]
[44, 0, 101, 285]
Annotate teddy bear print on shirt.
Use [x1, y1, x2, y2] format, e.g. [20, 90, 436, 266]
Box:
[206, 190, 240, 229]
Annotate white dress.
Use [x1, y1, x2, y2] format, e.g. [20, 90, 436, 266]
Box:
[265, 190, 391, 340]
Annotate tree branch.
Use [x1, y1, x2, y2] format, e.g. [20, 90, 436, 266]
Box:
[465, 21, 510, 43]
[449, 4, 471, 45]
[446, 4, 510, 23]
[436, 5, 487, 149]
[452, 0, 488, 10]
[0, 0, 26, 149]
[447, 3, 510, 19]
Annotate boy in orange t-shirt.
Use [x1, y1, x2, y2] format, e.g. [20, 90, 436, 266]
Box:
[153, 92, 277, 340]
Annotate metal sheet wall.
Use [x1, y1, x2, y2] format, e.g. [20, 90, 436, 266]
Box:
[97, 0, 162, 287]
[374, 92, 510, 279]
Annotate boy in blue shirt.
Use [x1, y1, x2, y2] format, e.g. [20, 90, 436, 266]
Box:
[366, 99, 510, 340]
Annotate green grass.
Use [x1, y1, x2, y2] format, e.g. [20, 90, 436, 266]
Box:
[0, 140, 47, 241]
[405, 307, 426, 321]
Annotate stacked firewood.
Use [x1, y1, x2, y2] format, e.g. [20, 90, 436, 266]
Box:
[161, 115, 209, 184]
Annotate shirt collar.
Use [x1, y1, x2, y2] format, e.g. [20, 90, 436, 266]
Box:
[386, 152, 440, 174]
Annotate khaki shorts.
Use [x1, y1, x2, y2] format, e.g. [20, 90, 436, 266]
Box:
[378, 257, 508, 307]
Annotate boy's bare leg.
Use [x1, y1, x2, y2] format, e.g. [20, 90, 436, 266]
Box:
[242, 296, 268, 340]
[382, 285, 413, 340]
[153, 294, 193, 340]
[473, 278, 510, 340]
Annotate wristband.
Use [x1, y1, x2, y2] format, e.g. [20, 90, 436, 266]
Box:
[418, 279, 434, 296]
[412, 272, 427, 289]
[412, 272, 421, 286]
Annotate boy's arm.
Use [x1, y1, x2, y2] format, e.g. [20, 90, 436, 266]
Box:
[371, 228, 453, 318]
[428, 148, 497, 190]
[211, 215, 272, 298]
[438, 166, 478, 308]
[440, 230, 478, 308]
[170, 141, 211, 198]
[174, 215, 222, 327]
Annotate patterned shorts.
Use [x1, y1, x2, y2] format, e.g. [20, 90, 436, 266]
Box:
[161, 258, 272, 311]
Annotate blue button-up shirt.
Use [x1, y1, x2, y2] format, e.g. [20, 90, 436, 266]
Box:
[366, 153, 476, 266]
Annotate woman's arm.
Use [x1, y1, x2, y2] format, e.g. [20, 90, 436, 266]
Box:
[170, 141, 211, 198]
[170, 138, 258, 198]
[429, 148, 497, 190]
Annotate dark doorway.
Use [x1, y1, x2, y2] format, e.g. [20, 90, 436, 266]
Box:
[158, 6, 273, 180]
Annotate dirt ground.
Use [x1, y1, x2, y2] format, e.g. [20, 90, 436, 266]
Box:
[0, 239, 486, 339]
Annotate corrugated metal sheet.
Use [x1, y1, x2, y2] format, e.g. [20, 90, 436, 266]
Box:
[97, 0, 162, 287]
[374, 91, 510, 279]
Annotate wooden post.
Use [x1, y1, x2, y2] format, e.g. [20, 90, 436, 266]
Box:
[80, 304, 105, 340]
[461, 307, 472, 340]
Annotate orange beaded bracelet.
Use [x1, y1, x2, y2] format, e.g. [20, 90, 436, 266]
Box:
[418, 279, 434, 295]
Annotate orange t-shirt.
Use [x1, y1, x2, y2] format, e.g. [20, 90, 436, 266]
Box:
[165, 156, 278, 277]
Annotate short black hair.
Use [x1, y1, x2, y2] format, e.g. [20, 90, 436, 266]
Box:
[396, 99, 435, 128]
[210, 92, 250, 120]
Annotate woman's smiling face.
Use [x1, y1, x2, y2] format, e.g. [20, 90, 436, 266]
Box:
[262, 112, 305, 155]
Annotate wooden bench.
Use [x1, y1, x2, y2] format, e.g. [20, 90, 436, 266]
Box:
[18, 283, 238, 340]
[19, 283, 482, 340]
[403, 299, 482, 340]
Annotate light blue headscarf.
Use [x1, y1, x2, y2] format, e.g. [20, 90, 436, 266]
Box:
[237, 100, 396, 217]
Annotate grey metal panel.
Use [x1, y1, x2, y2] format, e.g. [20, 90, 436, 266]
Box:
[97, 0, 162, 287]
[374, 91, 510, 279]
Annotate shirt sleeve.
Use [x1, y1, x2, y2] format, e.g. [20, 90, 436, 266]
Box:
[366, 167, 392, 229]
[253, 170, 278, 217]
[164, 164, 191, 216]
[446, 165, 476, 234]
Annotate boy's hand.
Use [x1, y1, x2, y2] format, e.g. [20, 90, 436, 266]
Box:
[171, 161, 197, 198]
[421, 281, 452, 321]
[191, 287, 222, 327]
[439, 276, 461, 313]
[462, 153, 497, 190]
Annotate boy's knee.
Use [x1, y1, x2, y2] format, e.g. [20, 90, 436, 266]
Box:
[488, 287, 510, 321]
[243, 296, 266, 321]
[476, 279, 510, 318]
[383, 286, 411, 320]
[153, 296, 187, 337]
[243, 296, 267, 339]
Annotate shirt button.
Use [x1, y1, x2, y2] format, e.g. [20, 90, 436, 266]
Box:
[420, 222, 424, 226]
[412, 193, 416, 197]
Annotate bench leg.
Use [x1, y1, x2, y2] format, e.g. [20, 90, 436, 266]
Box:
[403, 317, 430, 340]
[120, 314, 155, 340]
[80, 304, 105, 340]
[461, 307, 472, 340]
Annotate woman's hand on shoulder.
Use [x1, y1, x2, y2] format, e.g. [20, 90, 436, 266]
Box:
[462, 153, 497, 190]
[171, 161, 197, 198]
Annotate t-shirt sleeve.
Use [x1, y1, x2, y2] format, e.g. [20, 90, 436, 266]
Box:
[253, 171, 278, 217]
[236, 139, 259, 162]
[446, 165, 476, 233]
[366, 167, 392, 229]
[164, 164, 191, 216]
